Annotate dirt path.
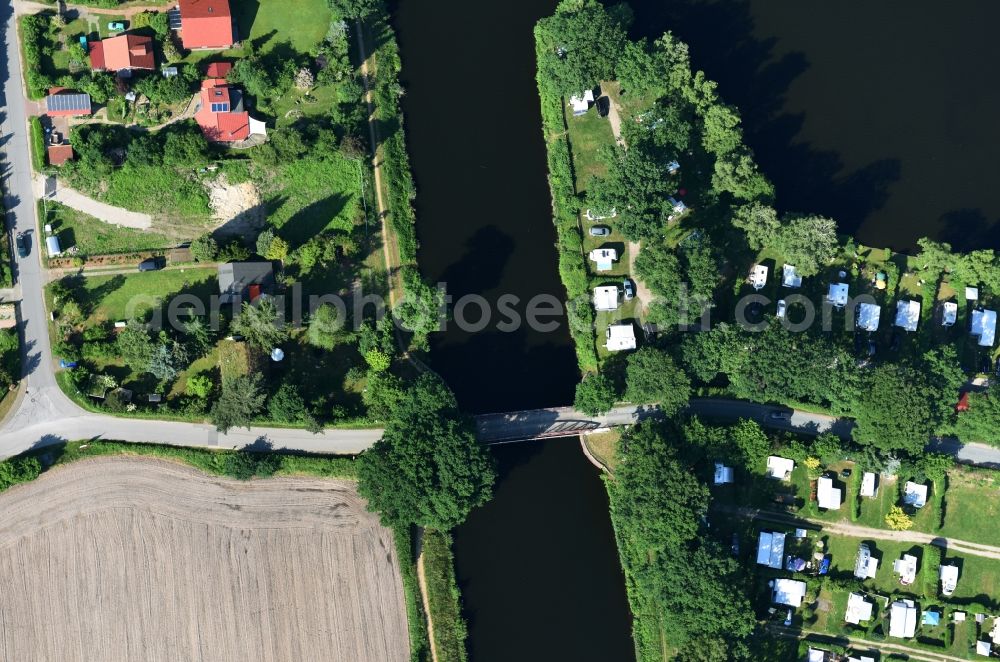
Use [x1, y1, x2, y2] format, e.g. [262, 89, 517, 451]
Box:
[0, 456, 410, 662]
[726, 505, 1000, 560]
[356, 20, 403, 310]
[414, 528, 441, 662]
[38, 176, 153, 229]
[768, 624, 968, 662]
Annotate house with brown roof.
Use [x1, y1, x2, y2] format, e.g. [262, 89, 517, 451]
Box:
[47, 144, 74, 166]
[195, 76, 266, 143]
[179, 0, 235, 50]
[89, 34, 155, 74]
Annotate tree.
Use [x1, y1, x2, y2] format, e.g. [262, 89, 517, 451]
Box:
[307, 303, 346, 350]
[356, 374, 496, 529]
[810, 433, 845, 466]
[295, 66, 315, 90]
[392, 269, 443, 347]
[182, 317, 213, 357]
[701, 103, 743, 155]
[211, 373, 267, 432]
[328, 0, 380, 19]
[574, 372, 617, 415]
[147, 343, 177, 381]
[730, 419, 770, 472]
[163, 129, 210, 168]
[231, 298, 287, 351]
[362, 370, 405, 422]
[190, 233, 219, 261]
[852, 364, 936, 457]
[917, 453, 953, 483]
[256, 229, 275, 257]
[954, 389, 1000, 444]
[186, 374, 213, 399]
[117, 323, 153, 372]
[535, 0, 627, 96]
[268, 382, 319, 431]
[885, 505, 913, 531]
[588, 143, 674, 240]
[712, 150, 774, 202]
[624, 348, 691, 413]
[365, 349, 391, 373]
[265, 235, 289, 261]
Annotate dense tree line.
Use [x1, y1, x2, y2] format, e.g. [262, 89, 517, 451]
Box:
[609, 421, 757, 661]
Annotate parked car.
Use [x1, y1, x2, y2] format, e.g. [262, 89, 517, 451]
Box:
[589, 225, 611, 237]
[108, 21, 126, 31]
[768, 409, 792, 422]
[59, 359, 78, 369]
[138, 257, 165, 272]
[776, 299, 787, 319]
[623, 279, 635, 300]
[15, 232, 28, 258]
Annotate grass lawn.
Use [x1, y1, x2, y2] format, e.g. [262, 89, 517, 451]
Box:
[261, 154, 361, 247]
[42, 202, 173, 256]
[98, 164, 211, 223]
[565, 105, 615, 195]
[938, 467, 1000, 547]
[78, 267, 217, 323]
[233, 0, 332, 55]
[583, 428, 620, 471]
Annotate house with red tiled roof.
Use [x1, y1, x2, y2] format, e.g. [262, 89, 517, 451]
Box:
[89, 34, 155, 74]
[47, 144, 74, 166]
[179, 0, 235, 50]
[195, 78, 266, 143]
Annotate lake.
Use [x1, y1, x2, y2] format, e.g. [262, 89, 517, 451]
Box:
[631, 0, 1000, 253]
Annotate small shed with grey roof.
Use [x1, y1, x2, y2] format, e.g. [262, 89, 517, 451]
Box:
[218, 261, 274, 304]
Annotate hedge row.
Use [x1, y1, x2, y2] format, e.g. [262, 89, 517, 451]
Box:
[19, 15, 49, 100]
[533, 36, 599, 373]
[29, 116, 46, 172]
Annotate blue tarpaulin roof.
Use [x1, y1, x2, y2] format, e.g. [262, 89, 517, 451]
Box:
[922, 611, 941, 626]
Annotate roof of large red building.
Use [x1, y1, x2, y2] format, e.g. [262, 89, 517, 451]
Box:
[89, 34, 155, 72]
[179, 0, 235, 49]
[196, 79, 250, 142]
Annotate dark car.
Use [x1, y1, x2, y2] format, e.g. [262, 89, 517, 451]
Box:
[768, 409, 792, 422]
[595, 96, 610, 118]
[138, 257, 165, 272]
[14, 232, 28, 258]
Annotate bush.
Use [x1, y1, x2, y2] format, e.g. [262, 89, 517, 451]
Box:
[0, 456, 41, 491]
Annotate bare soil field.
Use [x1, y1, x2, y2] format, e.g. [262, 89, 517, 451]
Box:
[0, 457, 409, 662]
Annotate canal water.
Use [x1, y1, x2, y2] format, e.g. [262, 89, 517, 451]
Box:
[391, 1, 635, 660]
[631, 0, 1000, 253]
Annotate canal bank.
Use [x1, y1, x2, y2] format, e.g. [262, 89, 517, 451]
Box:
[391, 1, 636, 660]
